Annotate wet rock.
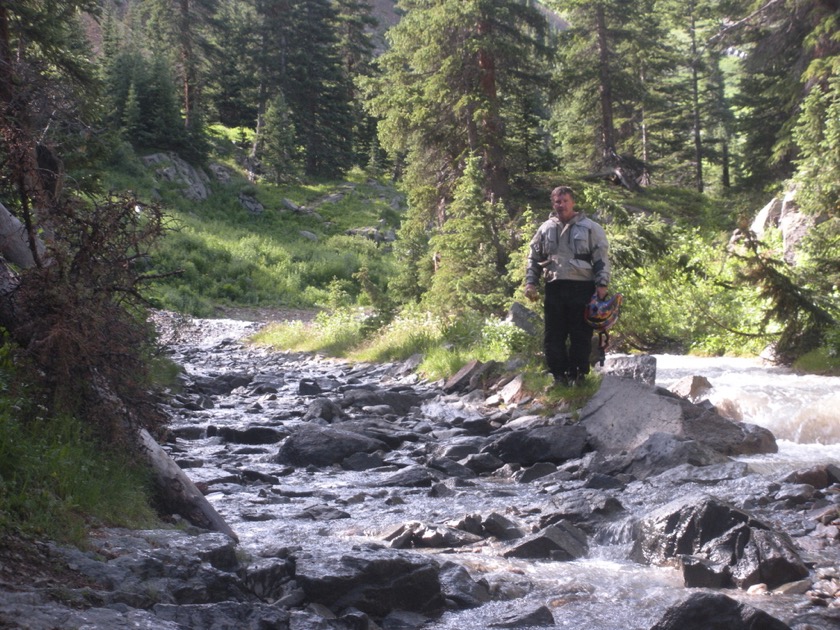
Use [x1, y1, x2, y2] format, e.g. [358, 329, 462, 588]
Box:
[788, 609, 840, 630]
[439, 561, 492, 608]
[293, 545, 446, 617]
[481, 424, 588, 466]
[191, 372, 253, 395]
[303, 397, 345, 422]
[217, 425, 284, 444]
[341, 388, 423, 415]
[631, 494, 809, 589]
[489, 604, 556, 628]
[538, 488, 624, 530]
[481, 513, 526, 541]
[342, 451, 386, 471]
[461, 451, 505, 474]
[384, 521, 483, 549]
[782, 464, 840, 489]
[502, 521, 588, 561]
[275, 425, 389, 467]
[427, 456, 477, 479]
[668, 375, 713, 403]
[374, 465, 443, 488]
[580, 375, 778, 456]
[600, 354, 657, 385]
[730, 528, 810, 589]
[294, 504, 352, 521]
[618, 432, 732, 480]
[649, 592, 790, 630]
[154, 601, 290, 629]
[516, 462, 557, 483]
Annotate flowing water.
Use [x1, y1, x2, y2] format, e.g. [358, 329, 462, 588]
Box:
[431, 355, 840, 629]
[171, 322, 840, 629]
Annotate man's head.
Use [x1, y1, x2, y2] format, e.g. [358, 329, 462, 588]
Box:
[551, 186, 577, 222]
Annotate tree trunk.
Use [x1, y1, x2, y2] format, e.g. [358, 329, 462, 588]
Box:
[595, 5, 616, 158]
[476, 18, 510, 206]
[139, 428, 239, 541]
[689, 9, 704, 192]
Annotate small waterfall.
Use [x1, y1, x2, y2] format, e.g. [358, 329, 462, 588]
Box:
[654, 354, 840, 445]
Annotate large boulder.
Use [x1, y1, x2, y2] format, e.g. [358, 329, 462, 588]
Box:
[600, 354, 657, 385]
[294, 545, 447, 617]
[143, 152, 210, 201]
[650, 592, 790, 630]
[631, 494, 809, 590]
[580, 375, 777, 456]
[274, 425, 388, 467]
[481, 424, 588, 466]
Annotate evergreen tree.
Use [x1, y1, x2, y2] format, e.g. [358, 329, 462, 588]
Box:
[205, 0, 259, 127]
[726, 0, 838, 188]
[284, 0, 354, 177]
[546, 0, 652, 175]
[0, 0, 99, 226]
[333, 0, 379, 165]
[138, 0, 218, 135]
[260, 92, 297, 183]
[364, 0, 551, 214]
[425, 154, 512, 315]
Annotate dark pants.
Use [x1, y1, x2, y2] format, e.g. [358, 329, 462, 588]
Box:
[544, 280, 595, 380]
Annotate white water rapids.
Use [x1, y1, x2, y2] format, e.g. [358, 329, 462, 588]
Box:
[433, 354, 840, 629]
[654, 354, 840, 473]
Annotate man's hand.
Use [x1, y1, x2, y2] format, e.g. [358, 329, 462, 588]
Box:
[596, 286, 609, 300]
[524, 284, 539, 302]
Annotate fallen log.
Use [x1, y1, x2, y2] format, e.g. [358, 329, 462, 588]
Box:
[138, 428, 239, 542]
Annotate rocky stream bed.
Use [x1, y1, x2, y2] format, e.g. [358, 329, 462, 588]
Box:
[1, 312, 839, 630]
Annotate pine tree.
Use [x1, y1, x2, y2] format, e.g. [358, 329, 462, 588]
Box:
[364, 0, 551, 215]
[425, 154, 512, 315]
[260, 92, 297, 183]
[204, 0, 259, 127]
[284, 0, 354, 177]
[547, 0, 654, 185]
[333, 0, 378, 165]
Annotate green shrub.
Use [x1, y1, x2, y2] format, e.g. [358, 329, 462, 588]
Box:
[0, 346, 159, 543]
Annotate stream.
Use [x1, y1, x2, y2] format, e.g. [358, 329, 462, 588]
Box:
[162, 318, 840, 630]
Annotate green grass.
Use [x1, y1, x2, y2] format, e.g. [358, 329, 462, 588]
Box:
[0, 358, 161, 543]
[123, 155, 402, 315]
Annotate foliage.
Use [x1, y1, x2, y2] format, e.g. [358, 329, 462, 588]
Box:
[791, 75, 840, 217]
[259, 92, 298, 183]
[7, 195, 171, 443]
[732, 226, 836, 362]
[0, 344, 159, 543]
[361, 0, 554, 236]
[424, 155, 514, 316]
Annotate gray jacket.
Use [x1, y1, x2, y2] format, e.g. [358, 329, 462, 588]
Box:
[525, 212, 610, 286]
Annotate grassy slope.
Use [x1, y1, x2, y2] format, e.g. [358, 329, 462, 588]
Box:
[103, 134, 403, 318]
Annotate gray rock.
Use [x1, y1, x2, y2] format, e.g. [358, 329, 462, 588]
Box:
[294, 546, 446, 617]
[668, 375, 713, 403]
[488, 605, 556, 628]
[439, 561, 491, 608]
[631, 494, 809, 590]
[481, 424, 588, 466]
[275, 425, 389, 467]
[502, 521, 588, 561]
[600, 353, 657, 384]
[580, 375, 777, 456]
[650, 592, 790, 630]
[506, 302, 540, 336]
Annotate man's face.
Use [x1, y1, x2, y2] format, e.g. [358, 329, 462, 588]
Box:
[552, 193, 576, 221]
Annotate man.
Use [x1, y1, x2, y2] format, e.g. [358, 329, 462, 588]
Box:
[524, 186, 610, 385]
